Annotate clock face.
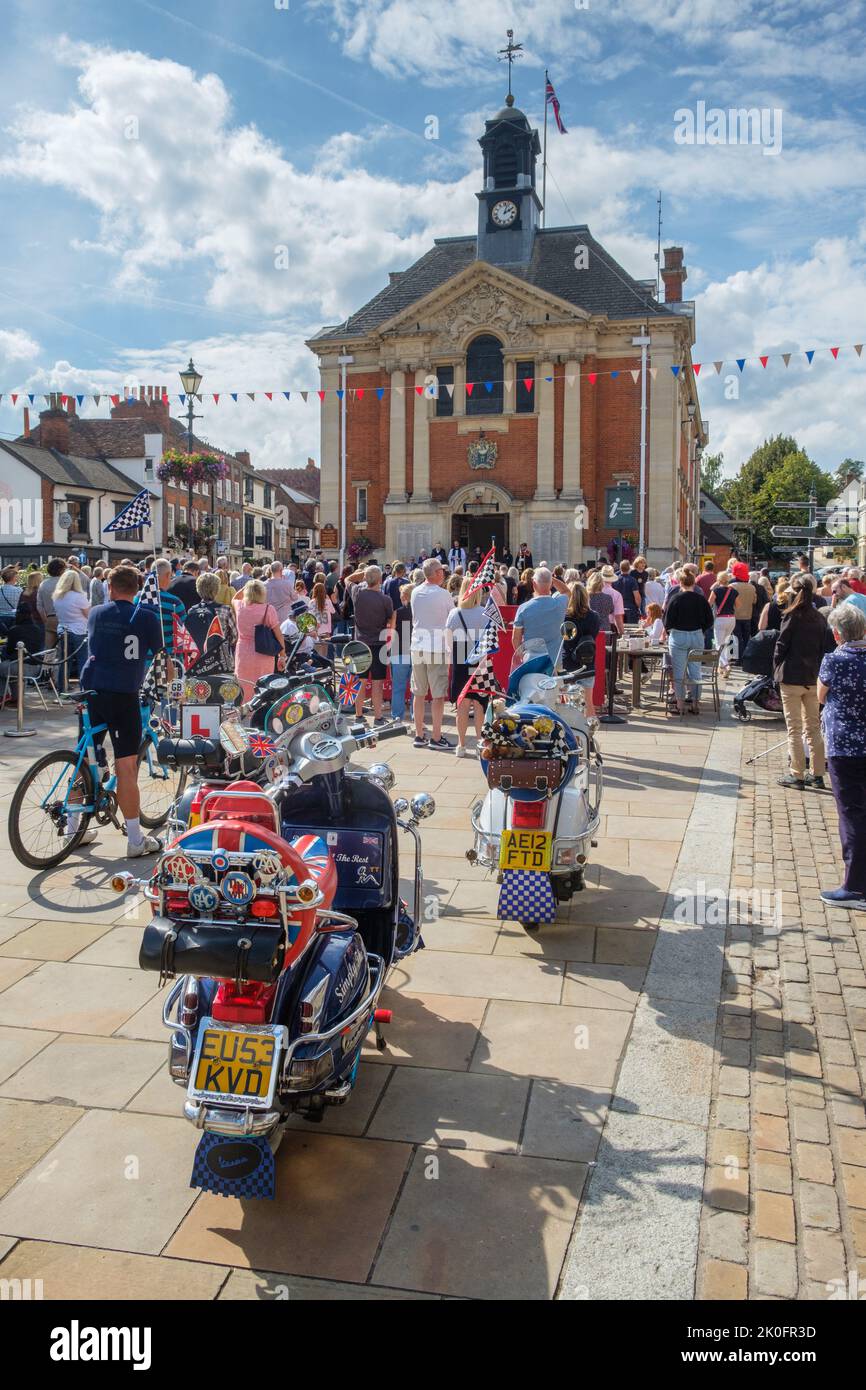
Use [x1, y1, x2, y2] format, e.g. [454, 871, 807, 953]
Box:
[491, 200, 518, 227]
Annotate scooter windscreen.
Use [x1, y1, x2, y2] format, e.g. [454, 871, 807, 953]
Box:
[479, 701, 580, 802]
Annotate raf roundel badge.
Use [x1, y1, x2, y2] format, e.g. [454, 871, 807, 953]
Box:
[212, 850, 231, 874]
[221, 871, 256, 906]
[189, 883, 220, 913]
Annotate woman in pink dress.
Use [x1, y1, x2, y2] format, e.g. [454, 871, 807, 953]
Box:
[233, 579, 286, 701]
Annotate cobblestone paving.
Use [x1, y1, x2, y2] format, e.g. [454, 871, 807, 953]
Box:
[697, 723, 866, 1301]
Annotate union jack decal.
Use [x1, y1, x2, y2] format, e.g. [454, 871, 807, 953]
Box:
[338, 671, 362, 708]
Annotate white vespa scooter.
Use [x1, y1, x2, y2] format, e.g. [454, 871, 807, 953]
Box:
[468, 626, 603, 929]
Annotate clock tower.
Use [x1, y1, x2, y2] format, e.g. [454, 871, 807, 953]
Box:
[476, 94, 542, 267]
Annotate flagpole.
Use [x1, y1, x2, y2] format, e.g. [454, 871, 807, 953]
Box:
[542, 69, 549, 229]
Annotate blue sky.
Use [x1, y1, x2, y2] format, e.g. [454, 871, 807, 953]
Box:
[1, 0, 865, 475]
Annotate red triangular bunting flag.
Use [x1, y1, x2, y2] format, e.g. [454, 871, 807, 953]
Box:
[759, 356, 769, 369]
[265, 392, 273, 400]
[830, 347, 839, 359]
[415, 385, 424, 395]
[693, 363, 701, 376]
[110, 394, 119, 405]
[317, 390, 325, 401]
[588, 372, 597, 385]
[523, 377, 534, 392]
[465, 382, 475, 396]
[11, 394, 17, 404]
[356, 388, 364, 400]
[213, 393, 220, 404]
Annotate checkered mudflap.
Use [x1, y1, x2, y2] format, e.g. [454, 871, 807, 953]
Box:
[497, 869, 557, 923]
[190, 1134, 276, 1200]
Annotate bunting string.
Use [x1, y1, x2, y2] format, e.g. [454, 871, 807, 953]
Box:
[2, 341, 863, 410]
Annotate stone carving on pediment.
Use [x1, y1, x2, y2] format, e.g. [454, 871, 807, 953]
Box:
[440, 283, 540, 348]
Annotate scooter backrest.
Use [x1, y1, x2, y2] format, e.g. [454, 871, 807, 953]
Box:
[199, 780, 280, 833]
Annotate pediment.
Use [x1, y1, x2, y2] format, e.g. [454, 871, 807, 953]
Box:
[377, 260, 588, 350]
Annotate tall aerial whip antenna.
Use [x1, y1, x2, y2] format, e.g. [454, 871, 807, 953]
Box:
[654, 190, 663, 298]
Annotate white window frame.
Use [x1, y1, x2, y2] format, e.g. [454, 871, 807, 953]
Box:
[355, 485, 368, 525]
[167, 502, 175, 534]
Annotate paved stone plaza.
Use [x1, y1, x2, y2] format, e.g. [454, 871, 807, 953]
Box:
[0, 689, 863, 1301]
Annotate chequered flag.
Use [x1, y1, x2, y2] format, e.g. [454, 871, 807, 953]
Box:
[139, 568, 160, 608]
[456, 653, 502, 706]
[482, 592, 505, 629]
[103, 487, 151, 533]
[465, 545, 496, 598]
[468, 619, 500, 665]
[139, 567, 168, 697]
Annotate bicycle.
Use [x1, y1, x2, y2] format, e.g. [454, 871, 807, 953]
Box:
[8, 690, 186, 870]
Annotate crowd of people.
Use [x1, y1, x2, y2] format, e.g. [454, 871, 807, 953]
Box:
[0, 542, 863, 904]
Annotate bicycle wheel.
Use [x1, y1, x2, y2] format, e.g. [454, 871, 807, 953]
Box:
[8, 751, 96, 870]
[136, 736, 185, 829]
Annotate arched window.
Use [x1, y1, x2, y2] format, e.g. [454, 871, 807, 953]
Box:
[466, 334, 503, 416]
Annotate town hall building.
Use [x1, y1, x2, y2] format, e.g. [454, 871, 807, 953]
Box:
[308, 87, 705, 568]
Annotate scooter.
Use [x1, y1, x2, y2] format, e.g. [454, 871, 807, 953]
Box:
[468, 625, 603, 930]
[113, 681, 435, 1200]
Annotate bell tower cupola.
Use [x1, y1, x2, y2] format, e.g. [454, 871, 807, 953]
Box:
[476, 30, 543, 266]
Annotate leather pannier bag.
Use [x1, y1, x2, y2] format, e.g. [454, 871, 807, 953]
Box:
[140, 918, 286, 984]
[487, 757, 563, 793]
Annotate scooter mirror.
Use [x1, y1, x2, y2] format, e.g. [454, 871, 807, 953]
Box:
[561, 619, 578, 641]
[573, 637, 597, 669]
[342, 641, 373, 675]
[410, 792, 436, 820]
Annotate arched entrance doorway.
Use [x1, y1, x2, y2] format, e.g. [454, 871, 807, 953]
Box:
[447, 482, 514, 561]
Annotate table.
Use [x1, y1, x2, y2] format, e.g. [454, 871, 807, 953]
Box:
[616, 640, 667, 709]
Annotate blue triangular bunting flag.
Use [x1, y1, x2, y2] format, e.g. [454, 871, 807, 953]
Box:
[736, 359, 746, 372]
[805, 350, 815, 364]
[671, 365, 680, 376]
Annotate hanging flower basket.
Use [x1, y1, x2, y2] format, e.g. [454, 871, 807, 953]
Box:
[347, 537, 374, 563]
[157, 449, 228, 485]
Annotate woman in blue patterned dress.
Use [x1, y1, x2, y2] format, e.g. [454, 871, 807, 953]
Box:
[817, 602, 866, 907]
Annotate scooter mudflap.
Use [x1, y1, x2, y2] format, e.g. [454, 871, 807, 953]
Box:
[497, 870, 557, 923]
[190, 1134, 276, 1201]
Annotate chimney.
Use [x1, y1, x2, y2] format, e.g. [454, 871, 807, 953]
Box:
[22, 407, 30, 439]
[661, 246, 687, 304]
[306, 458, 316, 470]
[388, 271, 404, 285]
[110, 383, 170, 427]
[235, 450, 251, 468]
[39, 406, 71, 455]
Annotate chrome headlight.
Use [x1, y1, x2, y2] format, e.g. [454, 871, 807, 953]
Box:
[410, 792, 436, 821]
[368, 763, 395, 791]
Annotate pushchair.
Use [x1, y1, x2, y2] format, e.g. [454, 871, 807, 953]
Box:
[732, 629, 783, 722]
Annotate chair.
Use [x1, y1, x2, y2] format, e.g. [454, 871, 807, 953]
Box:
[0, 646, 62, 710]
[687, 648, 722, 718]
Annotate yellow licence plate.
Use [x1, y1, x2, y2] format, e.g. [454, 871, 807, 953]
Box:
[499, 829, 552, 872]
[193, 1028, 277, 1101]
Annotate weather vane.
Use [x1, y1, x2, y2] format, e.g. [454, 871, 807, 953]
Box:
[497, 29, 523, 104]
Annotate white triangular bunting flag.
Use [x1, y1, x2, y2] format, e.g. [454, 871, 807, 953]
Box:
[630, 369, 640, 384]
[648, 367, 658, 380]
[565, 374, 576, 387]
[93, 394, 101, 406]
[713, 361, 723, 374]
[300, 391, 308, 403]
[781, 353, 791, 367]
[445, 383, 455, 397]
[395, 386, 404, 396]
[854, 344, 863, 357]
[504, 381, 513, 392]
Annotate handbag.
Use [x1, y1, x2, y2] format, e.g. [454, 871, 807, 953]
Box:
[254, 604, 282, 657]
[487, 757, 563, 793]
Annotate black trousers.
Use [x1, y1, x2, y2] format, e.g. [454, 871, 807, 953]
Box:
[827, 755, 866, 896]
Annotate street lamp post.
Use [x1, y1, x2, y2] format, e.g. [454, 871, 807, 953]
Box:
[337, 351, 354, 572]
[632, 331, 650, 555]
[179, 358, 202, 555]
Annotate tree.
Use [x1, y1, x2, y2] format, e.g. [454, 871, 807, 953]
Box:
[833, 458, 864, 488]
[717, 435, 837, 558]
[699, 451, 725, 499]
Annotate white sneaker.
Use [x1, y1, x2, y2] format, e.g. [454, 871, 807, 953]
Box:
[127, 834, 163, 858]
[455, 744, 466, 758]
[66, 828, 98, 846]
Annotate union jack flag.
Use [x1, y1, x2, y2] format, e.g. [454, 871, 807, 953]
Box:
[247, 732, 276, 759]
[545, 72, 568, 135]
[465, 545, 496, 598]
[338, 670, 362, 708]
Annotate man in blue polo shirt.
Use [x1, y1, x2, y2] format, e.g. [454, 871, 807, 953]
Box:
[513, 568, 569, 667]
[78, 565, 165, 857]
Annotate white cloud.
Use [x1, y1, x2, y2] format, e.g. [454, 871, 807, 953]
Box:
[0, 328, 41, 364]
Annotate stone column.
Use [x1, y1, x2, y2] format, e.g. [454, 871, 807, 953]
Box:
[561, 358, 581, 499]
[319, 364, 340, 535]
[647, 340, 678, 557]
[386, 369, 406, 503]
[534, 360, 556, 500]
[454, 360, 466, 417]
[413, 368, 431, 501]
[504, 357, 516, 414]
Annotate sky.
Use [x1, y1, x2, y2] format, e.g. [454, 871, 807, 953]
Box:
[0, 0, 865, 478]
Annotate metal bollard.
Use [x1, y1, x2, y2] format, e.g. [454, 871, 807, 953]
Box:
[3, 642, 36, 738]
[62, 628, 69, 694]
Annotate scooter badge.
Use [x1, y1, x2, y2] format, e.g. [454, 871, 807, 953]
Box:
[189, 883, 220, 913]
[212, 849, 231, 873]
[221, 871, 256, 906]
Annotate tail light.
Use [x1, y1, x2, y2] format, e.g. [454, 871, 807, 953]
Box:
[250, 898, 278, 919]
[164, 890, 191, 916]
[510, 799, 547, 829]
[299, 976, 329, 1034]
[180, 979, 199, 1027]
[212, 980, 275, 1024]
